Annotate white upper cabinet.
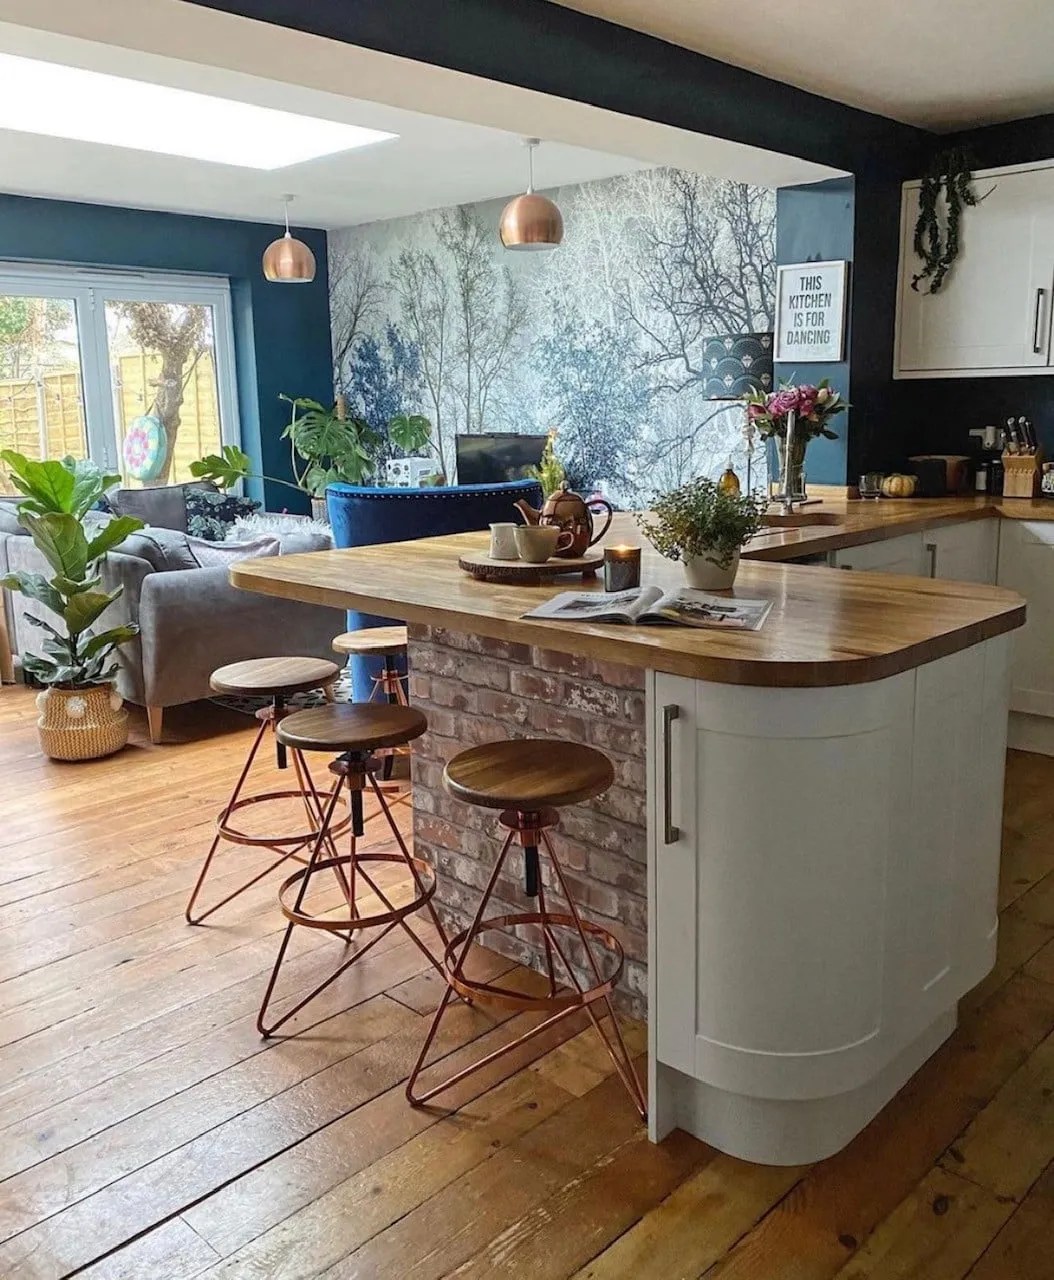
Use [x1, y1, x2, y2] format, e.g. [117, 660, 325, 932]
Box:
[895, 163, 1054, 378]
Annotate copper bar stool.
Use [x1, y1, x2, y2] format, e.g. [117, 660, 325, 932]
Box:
[405, 738, 646, 1119]
[185, 656, 349, 924]
[256, 702, 447, 1037]
[332, 626, 410, 705]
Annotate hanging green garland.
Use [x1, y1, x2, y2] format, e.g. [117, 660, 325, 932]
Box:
[911, 147, 993, 294]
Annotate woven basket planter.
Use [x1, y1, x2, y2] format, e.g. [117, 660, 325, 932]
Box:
[36, 684, 129, 761]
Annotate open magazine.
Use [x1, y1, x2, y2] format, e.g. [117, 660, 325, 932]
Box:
[524, 586, 773, 631]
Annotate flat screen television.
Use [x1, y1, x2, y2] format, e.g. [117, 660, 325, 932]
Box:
[455, 433, 548, 486]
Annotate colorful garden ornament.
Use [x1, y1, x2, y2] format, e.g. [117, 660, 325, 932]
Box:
[122, 414, 168, 482]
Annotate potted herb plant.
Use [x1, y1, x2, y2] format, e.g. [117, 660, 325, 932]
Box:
[1, 451, 144, 760]
[637, 476, 767, 590]
[191, 397, 437, 516]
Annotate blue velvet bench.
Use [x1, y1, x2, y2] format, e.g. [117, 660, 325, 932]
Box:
[326, 479, 543, 700]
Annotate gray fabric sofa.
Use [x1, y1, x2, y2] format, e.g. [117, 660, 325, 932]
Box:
[0, 483, 342, 743]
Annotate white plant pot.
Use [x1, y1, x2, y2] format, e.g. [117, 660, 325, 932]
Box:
[683, 548, 740, 591]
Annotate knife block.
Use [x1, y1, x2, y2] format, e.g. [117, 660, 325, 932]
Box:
[1002, 450, 1044, 498]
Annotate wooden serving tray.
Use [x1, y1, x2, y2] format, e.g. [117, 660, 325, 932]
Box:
[458, 550, 603, 584]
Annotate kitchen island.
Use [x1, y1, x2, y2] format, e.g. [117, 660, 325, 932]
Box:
[232, 520, 1025, 1165]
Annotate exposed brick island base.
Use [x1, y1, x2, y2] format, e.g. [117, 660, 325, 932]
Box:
[407, 623, 647, 1018]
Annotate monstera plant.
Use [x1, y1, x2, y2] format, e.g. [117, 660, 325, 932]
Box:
[192, 395, 437, 517]
[1, 451, 143, 759]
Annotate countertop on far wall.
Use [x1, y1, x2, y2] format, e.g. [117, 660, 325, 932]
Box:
[231, 515, 1025, 689]
[743, 495, 1054, 562]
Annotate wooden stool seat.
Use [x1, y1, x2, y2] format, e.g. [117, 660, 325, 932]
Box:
[276, 702, 426, 754]
[443, 739, 614, 811]
[332, 626, 409, 658]
[210, 656, 340, 698]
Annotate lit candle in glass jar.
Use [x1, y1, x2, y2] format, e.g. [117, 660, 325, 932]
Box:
[603, 544, 642, 592]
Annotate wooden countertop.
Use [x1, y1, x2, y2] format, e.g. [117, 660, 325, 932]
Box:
[744, 495, 1054, 562]
[231, 517, 1025, 688]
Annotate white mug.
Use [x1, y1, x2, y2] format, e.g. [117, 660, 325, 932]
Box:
[489, 523, 520, 561]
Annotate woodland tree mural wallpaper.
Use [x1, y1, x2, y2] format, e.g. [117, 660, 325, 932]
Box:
[329, 167, 776, 505]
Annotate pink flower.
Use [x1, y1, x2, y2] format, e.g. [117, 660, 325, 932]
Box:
[768, 389, 799, 417]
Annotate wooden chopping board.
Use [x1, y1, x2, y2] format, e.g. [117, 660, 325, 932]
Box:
[457, 550, 603, 584]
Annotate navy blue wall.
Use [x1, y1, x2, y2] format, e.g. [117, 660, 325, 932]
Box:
[0, 193, 332, 511]
[775, 178, 854, 485]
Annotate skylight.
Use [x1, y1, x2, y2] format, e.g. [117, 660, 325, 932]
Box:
[0, 53, 396, 169]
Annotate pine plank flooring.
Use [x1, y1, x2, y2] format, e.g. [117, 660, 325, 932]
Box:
[0, 685, 1051, 1279]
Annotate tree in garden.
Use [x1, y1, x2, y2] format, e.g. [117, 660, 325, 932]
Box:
[112, 302, 208, 484]
[0, 296, 74, 379]
[537, 308, 651, 496]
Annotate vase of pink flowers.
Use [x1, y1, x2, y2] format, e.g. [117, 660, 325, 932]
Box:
[743, 379, 848, 501]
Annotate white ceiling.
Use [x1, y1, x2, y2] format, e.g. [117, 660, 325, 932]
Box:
[0, 2, 841, 232]
[0, 22, 653, 230]
[550, 0, 1054, 131]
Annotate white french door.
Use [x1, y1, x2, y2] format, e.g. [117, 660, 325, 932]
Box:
[0, 263, 240, 490]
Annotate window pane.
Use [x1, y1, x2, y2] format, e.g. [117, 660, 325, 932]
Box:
[0, 294, 87, 493]
[104, 300, 224, 487]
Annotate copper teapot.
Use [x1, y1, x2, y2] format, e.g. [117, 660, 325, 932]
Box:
[514, 482, 614, 559]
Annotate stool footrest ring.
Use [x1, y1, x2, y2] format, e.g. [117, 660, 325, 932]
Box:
[278, 851, 436, 932]
[217, 788, 351, 848]
[443, 912, 624, 1012]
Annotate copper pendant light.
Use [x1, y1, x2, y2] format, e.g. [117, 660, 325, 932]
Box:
[262, 195, 316, 283]
[499, 138, 564, 252]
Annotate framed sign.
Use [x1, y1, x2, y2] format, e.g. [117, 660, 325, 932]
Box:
[774, 259, 848, 362]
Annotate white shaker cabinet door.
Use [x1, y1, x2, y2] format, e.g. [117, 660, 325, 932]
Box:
[830, 530, 925, 575]
[924, 519, 999, 584]
[998, 519, 1054, 717]
[896, 166, 1054, 376]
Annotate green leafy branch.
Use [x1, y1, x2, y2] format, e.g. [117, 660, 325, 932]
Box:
[912, 147, 994, 295]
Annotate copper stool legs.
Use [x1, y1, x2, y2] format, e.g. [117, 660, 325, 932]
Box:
[405, 807, 646, 1119]
[185, 696, 350, 925]
[257, 750, 447, 1037]
[372, 654, 409, 706]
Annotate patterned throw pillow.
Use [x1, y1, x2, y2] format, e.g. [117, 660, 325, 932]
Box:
[184, 489, 261, 541]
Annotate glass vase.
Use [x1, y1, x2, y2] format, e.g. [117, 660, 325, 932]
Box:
[774, 433, 809, 502]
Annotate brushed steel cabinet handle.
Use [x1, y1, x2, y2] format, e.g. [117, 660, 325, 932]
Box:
[1034, 287, 1047, 355]
[662, 704, 680, 845]
[925, 541, 938, 577]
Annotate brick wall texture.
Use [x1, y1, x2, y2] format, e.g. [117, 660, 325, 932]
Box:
[408, 624, 648, 1018]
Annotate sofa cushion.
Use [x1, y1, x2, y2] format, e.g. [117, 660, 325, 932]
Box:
[111, 481, 218, 533]
[186, 534, 280, 567]
[185, 489, 262, 541]
[0, 496, 26, 536]
[118, 527, 199, 572]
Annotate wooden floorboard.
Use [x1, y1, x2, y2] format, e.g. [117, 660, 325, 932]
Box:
[0, 688, 1052, 1278]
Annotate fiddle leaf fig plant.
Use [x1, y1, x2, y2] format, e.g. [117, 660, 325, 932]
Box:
[637, 476, 767, 572]
[0, 451, 143, 688]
